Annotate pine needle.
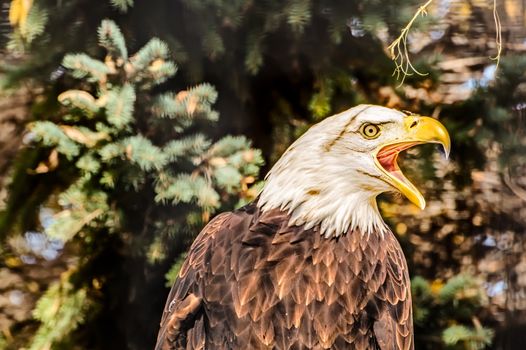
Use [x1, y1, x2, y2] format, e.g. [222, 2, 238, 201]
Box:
[387, 0, 433, 85]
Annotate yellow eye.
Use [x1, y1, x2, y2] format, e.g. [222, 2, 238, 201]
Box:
[360, 123, 381, 139]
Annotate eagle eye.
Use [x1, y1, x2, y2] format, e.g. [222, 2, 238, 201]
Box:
[360, 123, 381, 139]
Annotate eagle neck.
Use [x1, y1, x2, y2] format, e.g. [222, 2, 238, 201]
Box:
[257, 183, 388, 238]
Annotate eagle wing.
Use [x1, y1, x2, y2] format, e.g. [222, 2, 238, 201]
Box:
[155, 212, 232, 350]
[372, 232, 414, 350]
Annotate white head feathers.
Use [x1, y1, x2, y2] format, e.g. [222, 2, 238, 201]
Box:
[258, 104, 408, 238]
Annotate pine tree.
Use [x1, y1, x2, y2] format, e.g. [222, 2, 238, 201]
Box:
[1, 19, 262, 349]
[412, 275, 493, 349]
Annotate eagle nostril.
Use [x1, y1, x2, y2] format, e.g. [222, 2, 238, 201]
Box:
[409, 120, 418, 128]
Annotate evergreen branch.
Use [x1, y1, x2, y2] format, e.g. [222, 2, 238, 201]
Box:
[208, 135, 253, 157]
[30, 121, 81, 159]
[47, 208, 104, 241]
[19, 4, 48, 43]
[98, 19, 128, 60]
[59, 125, 109, 147]
[62, 53, 112, 83]
[109, 0, 134, 13]
[46, 183, 110, 240]
[189, 83, 219, 105]
[163, 134, 212, 162]
[105, 84, 136, 129]
[127, 37, 178, 85]
[129, 38, 172, 70]
[442, 324, 493, 348]
[30, 280, 90, 350]
[228, 148, 264, 176]
[308, 78, 334, 120]
[213, 165, 242, 191]
[76, 152, 101, 174]
[152, 84, 218, 122]
[245, 32, 264, 74]
[202, 31, 225, 59]
[7, 1, 48, 51]
[100, 171, 117, 188]
[147, 235, 168, 263]
[58, 90, 100, 116]
[146, 59, 178, 86]
[98, 143, 123, 162]
[121, 135, 168, 171]
[438, 274, 481, 303]
[155, 174, 219, 209]
[286, 0, 311, 33]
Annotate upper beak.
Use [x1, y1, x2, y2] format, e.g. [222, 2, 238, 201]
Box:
[405, 116, 451, 159]
[374, 115, 451, 210]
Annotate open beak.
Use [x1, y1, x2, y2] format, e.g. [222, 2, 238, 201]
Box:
[374, 116, 451, 209]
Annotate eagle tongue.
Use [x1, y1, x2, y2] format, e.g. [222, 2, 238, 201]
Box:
[376, 142, 420, 174]
[376, 151, 398, 173]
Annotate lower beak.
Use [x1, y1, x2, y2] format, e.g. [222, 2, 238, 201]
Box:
[374, 116, 451, 209]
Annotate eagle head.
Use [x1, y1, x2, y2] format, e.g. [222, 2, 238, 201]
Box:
[258, 104, 450, 238]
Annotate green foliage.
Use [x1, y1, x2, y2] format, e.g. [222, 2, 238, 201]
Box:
[98, 19, 128, 60]
[472, 55, 526, 166]
[153, 83, 219, 124]
[245, 33, 264, 74]
[7, 2, 48, 53]
[2, 19, 262, 348]
[309, 78, 334, 120]
[46, 183, 111, 241]
[121, 135, 168, 171]
[129, 38, 177, 86]
[202, 30, 225, 59]
[30, 279, 90, 350]
[442, 325, 493, 350]
[438, 274, 484, 304]
[105, 84, 136, 128]
[155, 174, 217, 207]
[286, 0, 312, 33]
[62, 54, 112, 82]
[110, 0, 134, 12]
[163, 134, 211, 161]
[58, 90, 101, 116]
[29, 121, 81, 159]
[412, 275, 493, 350]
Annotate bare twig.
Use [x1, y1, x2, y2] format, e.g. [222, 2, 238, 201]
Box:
[388, 0, 504, 84]
[387, 0, 433, 86]
[490, 0, 502, 71]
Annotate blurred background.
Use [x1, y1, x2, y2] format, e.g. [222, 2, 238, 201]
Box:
[0, 0, 525, 349]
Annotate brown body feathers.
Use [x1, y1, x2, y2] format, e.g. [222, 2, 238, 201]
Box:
[155, 203, 413, 350]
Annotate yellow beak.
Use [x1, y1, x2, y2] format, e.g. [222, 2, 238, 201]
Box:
[374, 116, 451, 209]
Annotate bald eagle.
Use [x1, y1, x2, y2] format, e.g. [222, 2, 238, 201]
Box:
[155, 105, 450, 350]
